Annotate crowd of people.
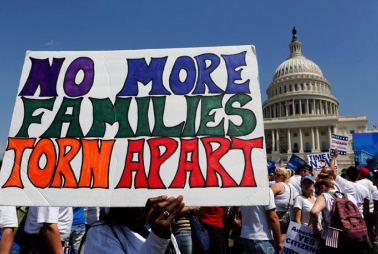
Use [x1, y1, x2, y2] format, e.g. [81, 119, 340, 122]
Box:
[0, 148, 377, 254]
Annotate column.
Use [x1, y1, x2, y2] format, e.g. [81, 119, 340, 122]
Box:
[276, 129, 280, 152]
[293, 99, 296, 116]
[272, 129, 275, 152]
[306, 99, 309, 115]
[299, 128, 303, 153]
[328, 125, 332, 149]
[313, 100, 316, 115]
[287, 128, 292, 153]
[311, 127, 315, 151]
[316, 126, 320, 151]
[299, 99, 302, 115]
[325, 102, 328, 114]
[273, 104, 276, 118]
[286, 104, 288, 116]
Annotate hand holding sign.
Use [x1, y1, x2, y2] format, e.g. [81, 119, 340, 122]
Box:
[146, 195, 185, 239]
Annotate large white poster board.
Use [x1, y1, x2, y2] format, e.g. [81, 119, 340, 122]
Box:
[307, 153, 338, 172]
[0, 45, 268, 206]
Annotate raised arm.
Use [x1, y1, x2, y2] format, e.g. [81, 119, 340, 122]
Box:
[330, 148, 338, 177]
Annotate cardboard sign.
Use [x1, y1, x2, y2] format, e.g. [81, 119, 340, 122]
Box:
[0, 45, 268, 207]
[330, 134, 348, 156]
[307, 153, 338, 172]
[286, 154, 307, 171]
[282, 222, 321, 254]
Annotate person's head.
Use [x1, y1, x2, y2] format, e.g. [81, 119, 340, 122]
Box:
[295, 166, 301, 176]
[315, 172, 334, 196]
[340, 168, 347, 179]
[298, 164, 313, 177]
[274, 167, 291, 184]
[322, 167, 334, 180]
[346, 166, 359, 182]
[358, 167, 371, 180]
[301, 175, 315, 196]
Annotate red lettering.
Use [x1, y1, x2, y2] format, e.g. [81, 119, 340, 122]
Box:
[169, 139, 205, 188]
[50, 138, 80, 188]
[3, 138, 35, 188]
[28, 139, 56, 188]
[147, 138, 178, 189]
[116, 139, 148, 188]
[201, 137, 237, 187]
[78, 140, 115, 188]
[231, 137, 263, 187]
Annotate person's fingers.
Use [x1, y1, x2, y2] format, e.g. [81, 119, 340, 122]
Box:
[164, 201, 185, 224]
[145, 195, 168, 219]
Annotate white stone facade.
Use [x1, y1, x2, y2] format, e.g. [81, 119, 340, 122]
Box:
[262, 33, 378, 169]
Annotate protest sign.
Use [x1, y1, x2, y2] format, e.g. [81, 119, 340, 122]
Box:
[330, 134, 348, 156]
[282, 221, 321, 254]
[307, 153, 338, 172]
[0, 45, 268, 207]
[286, 154, 307, 171]
[353, 133, 378, 170]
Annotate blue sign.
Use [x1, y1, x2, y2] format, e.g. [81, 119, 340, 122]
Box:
[267, 160, 275, 169]
[286, 154, 306, 171]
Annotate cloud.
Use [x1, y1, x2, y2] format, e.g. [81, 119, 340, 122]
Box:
[44, 40, 55, 46]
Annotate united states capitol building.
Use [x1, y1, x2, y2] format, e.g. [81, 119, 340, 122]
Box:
[263, 28, 378, 168]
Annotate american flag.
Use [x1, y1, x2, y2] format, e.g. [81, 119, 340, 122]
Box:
[285, 99, 293, 106]
[325, 228, 339, 248]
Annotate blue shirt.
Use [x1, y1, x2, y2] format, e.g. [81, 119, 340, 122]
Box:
[72, 207, 86, 225]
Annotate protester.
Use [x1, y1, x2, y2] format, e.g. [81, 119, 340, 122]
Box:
[289, 166, 302, 194]
[357, 167, 376, 240]
[370, 170, 378, 253]
[69, 207, 86, 254]
[84, 195, 183, 253]
[23, 206, 73, 254]
[310, 172, 357, 253]
[239, 189, 281, 254]
[172, 206, 199, 254]
[293, 175, 316, 226]
[197, 207, 225, 254]
[0, 206, 18, 254]
[270, 167, 297, 246]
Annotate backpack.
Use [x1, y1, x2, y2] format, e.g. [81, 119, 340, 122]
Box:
[328, 191, 372, 250]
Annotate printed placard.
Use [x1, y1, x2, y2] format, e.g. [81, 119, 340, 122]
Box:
[282, 221, 321, 254]
[307, 153, 338, 172]
[0, 45, 268, 207]
[330, 134, 348, 156]
[286, 154, 307, 171]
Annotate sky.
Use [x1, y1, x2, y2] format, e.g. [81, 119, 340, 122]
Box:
[1, 0, 378, 156]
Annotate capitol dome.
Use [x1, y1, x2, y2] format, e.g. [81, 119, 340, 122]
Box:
[272, 56, 324, 81]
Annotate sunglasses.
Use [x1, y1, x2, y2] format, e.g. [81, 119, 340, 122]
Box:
[274, 174, 283, 176]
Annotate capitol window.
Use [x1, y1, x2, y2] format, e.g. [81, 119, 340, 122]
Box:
[350, 130, 355, 134]
[284, 86, 287, 93]
[293, 133, 298, 137]
[321, 131, 326, 136]
[305, 133, 309, 136]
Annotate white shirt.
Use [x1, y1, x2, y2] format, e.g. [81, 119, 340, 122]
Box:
[25, 207, 73, 241]
[357, 179, 376, 213]
[240, 189, 276, 240]
[321, 190, 357, 227]
[273, 182, 298, 220]
[293, 195, 316, 226]
[0, 206, 18, 228]
[335, 175, 370, 217]
[83, 221, 180, 254]
[290, 175, 302, 194]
